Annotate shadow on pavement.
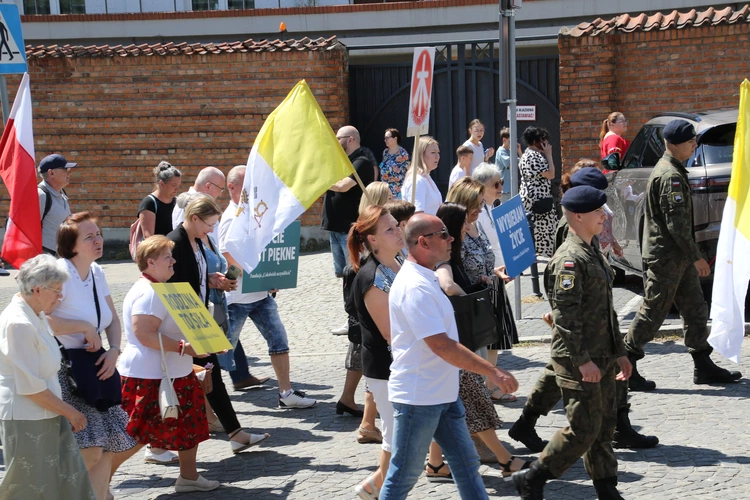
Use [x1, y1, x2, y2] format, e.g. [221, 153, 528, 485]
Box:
[150, 481, 298, 499]
[616, 444, 750, 466]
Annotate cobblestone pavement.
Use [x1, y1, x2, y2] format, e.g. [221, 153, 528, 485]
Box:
[1, 252, 749, 499]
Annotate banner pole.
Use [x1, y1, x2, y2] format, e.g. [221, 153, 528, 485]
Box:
[351, 168, 373, 207]
[411, 132, 420, 205]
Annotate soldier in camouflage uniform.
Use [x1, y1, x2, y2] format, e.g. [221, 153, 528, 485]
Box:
[625, 120, 741, 389]
[513, 185, 631, 500]
[509, 168, 658, 454]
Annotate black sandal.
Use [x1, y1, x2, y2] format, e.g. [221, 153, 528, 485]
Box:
[500, 456, 532, 478]
[425, 462, 454, 483]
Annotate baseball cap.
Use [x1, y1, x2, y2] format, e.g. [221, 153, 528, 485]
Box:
[39, 154, 77, 174]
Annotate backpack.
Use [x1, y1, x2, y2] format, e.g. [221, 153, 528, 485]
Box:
[129, 194, 157, 261]
[38, 184, 67, 225]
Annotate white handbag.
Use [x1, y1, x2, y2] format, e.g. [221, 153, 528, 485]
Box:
[158, 333, 180, 421]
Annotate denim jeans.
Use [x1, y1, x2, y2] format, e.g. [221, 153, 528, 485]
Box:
[380, 398, 487, 500]
[329, 230, 350, 277]
[227, 296, 290, 355]
[228, 340, 250, 383]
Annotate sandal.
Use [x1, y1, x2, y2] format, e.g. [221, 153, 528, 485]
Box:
[500, 456, 532, 479]
[357, 426, 383, 444]
[353, 476, 380, 500]
[230, 432, 270, 454]
[425, 462, 454, 483]
[490, 389, 517, 403]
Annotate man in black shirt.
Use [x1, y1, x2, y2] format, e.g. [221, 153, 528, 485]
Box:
[322, 126, 376, 277]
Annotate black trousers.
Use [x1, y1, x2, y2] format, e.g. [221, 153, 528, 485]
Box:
[193, 353, 241, 436]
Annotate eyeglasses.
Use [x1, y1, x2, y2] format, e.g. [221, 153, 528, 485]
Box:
[208, 181, 225, 193]
[493, 180, 503, 189]
[198, 216, 217, 229]
[384, 135, 393, 140]
[42, 285, 63, 295]
[336, 135, 352, 141]
[616, 119, 628, 124]
[421, 228, 450, 240]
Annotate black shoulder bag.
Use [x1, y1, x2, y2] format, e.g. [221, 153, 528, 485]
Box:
[447, 285, 499, 352]
[61, 270, 122, 411]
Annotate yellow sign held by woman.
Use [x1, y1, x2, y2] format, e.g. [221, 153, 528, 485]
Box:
[151, 282, 232, 355]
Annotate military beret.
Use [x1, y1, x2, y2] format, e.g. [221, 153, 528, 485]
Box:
[570, 167, 608, 190]
[662, 119, 696, 145]
[561, 185, 607, 213]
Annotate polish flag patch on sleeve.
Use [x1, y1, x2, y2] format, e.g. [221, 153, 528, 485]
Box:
[564, 261, 575, 269]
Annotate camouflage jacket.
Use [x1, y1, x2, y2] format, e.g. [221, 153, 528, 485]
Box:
[544, 232, 626, 365]
[641, 151, 702, 263]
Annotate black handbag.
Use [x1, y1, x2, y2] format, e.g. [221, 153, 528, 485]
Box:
[531, 197, 554, 214]
[58, 271, 122, 411]
[448, 286, 499, 352]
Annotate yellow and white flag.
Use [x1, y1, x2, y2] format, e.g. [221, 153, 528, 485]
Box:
[224, 80, 354, 272]
[708, 79, 750, 363]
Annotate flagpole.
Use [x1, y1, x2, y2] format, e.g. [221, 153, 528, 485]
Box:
[0, 76, 9, 124]
[351, 168, 373, 207]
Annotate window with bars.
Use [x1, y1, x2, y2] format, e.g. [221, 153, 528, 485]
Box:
[23, 0, 51, 15]
[59, 0, 86, 14]
[192, 0, 220, 10]
[228, 0, 255, 9]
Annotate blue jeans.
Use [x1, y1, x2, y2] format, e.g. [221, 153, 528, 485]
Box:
[380, 398, 487, 500]
[329, 231, 350, 277]
[227, 296, 290, 356]
[228, 340, 250, 383]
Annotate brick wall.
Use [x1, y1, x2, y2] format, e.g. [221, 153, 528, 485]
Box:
[558, 22, 749, 170]
[0, 46, 348, 231]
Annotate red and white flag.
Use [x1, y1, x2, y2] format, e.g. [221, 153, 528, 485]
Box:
[0, 73, 40, 268]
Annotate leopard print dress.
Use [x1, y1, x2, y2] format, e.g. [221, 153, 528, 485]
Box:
[519, 149, 558, 258]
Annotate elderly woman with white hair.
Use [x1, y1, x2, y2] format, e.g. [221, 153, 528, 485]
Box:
[0, 254, 96, 498]
[471, 162, 520, 402]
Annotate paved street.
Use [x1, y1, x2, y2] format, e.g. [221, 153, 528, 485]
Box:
[1, 252, 749, 499]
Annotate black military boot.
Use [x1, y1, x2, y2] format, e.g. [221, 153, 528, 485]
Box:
[692, 349, 742, 384]
[593, 477, 624, 500]
[509, 408, 549, 453]
[512, 460, 554, 500]
[627, 353, 656, 392]
[612, 407, 659, 449]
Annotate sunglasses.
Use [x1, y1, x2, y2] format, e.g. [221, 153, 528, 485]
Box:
[422, 228, 450, 240]
[493, 180, 503, 189]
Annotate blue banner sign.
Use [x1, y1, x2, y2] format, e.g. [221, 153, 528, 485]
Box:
[491, 195, 536, 278]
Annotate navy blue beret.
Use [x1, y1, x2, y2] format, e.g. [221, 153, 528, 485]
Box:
[662, 119, 696, 145]
[570, 167, 608, 190]
[561, 185, 607, 213]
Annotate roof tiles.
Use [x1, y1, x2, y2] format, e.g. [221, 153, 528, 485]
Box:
[561, 4, 750, 37]
[25, 36, 341, 58]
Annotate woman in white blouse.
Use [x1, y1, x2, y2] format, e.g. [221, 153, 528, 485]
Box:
[0, 254, 96, 498]
[47, 212, 137, 500]
[401, 136, 443, 215]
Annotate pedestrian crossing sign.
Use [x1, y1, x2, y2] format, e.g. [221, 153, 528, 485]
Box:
[0, 4, 27, 74]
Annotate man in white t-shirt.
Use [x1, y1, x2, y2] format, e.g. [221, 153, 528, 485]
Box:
[218, 165, 315, 409]
[380, 214, 519, 500]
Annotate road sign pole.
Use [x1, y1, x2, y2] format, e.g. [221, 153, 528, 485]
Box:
[500, 0, 522, 318]
[0, 76, 9, 124]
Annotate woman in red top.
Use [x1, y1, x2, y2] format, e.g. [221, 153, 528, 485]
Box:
[599, 112, 630, 165]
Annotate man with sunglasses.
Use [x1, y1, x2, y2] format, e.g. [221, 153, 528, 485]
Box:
[172, 166, 227, 238]
[380, 214, 518, 500]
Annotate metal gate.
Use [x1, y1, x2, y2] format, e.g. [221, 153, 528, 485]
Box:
[349, 40, 560, 195]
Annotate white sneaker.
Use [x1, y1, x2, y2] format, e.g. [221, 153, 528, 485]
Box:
[174, 475, 220, 493]
[331, 322, 349, 335]
[279, 389, 316, 409]
[144, 446, 179, 464]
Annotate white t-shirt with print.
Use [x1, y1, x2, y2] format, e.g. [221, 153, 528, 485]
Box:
[218, 201, 268, 305]
[53, 259, 113, 349]
[388, 260, 460, 406]
[118, 279, 193, 380]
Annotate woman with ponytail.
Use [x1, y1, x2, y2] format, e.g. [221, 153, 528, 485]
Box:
[599, 112, 630, 169]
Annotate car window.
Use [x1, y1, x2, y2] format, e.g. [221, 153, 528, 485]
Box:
[622, 126, 650, 169]
[641, 126, 665, 168]
[699, 124, 735, 165]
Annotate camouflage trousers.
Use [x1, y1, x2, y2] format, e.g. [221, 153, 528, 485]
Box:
[625, 257, 710, 359]
[525, 360, 628, 416]
[539, 357, 618, 480]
